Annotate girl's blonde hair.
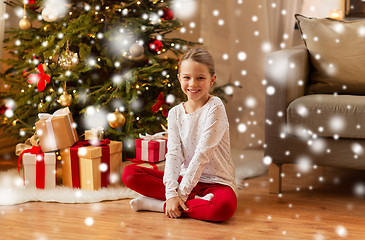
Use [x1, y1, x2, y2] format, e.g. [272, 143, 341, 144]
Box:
[179, 48, 215, 77]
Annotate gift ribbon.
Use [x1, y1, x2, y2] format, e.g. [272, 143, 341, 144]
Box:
[128, 158, 158, 170]
[38, 107, 77, 151]
[138, 132, 167, 162]
[17, 146, 45, 189]
[69, 139, 111, 188]
[27, 63, 51, 92]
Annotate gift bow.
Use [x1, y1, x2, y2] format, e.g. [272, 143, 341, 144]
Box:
[139, 132, 167, 141]
[27, 64, 51, 92]
[15, 134, 40, 156]
[38, 107, 71, 120]
[152, 92, 168, 117]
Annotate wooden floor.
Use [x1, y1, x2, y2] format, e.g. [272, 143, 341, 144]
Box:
[1, 156, 365, 239]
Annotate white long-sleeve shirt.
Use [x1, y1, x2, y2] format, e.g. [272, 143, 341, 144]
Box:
[163, 96, 238, 201]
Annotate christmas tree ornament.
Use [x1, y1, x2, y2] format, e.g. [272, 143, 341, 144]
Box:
[107, 109, 126, 128]
[161, 8, 174, 20]
[28, 0, 39, 10]
[0, 105, 6, 115]
[19, 4, 31, 30]
[22, 69, 31, 79]
[59, 42, 79, 69]
[38, 100, 46, 112]
[43, 24, 51, 32]
[42, 6, 58, 22]
[27, 64, 51, 92]
[148, 39, 163, 53]
[58, 92, 73, 107]
[19, 16, 31, 30]
[129, 43, 144, 58]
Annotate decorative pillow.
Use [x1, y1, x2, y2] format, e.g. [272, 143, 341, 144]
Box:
[295, 14, 365, 94]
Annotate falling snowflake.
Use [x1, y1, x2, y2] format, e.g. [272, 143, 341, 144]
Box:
[237, 51, 247, 61]
[335, 225, 347, 237]
[353, 182, 365, 197]
[296, 156, 312, 173]
[263, 156, 272, 165]
[351, 143, 364, 155]
[85, 217, 94, 226]
[329, 116, 345, 132]
[171, 0, 197, 20]
[238, 123, 247, 133]
[266, 86, 275, 95]
[83, 106, 109, 129]
[99, 163, 108, 172]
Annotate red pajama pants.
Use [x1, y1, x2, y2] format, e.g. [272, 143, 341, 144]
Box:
[122, 164, 237, 222]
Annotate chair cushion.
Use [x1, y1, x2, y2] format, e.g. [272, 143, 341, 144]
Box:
[295, 14, 365, 94]
[287, 94, 365, 139]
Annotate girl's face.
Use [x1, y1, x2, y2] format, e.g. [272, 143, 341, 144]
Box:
[178, 60, 216, 104]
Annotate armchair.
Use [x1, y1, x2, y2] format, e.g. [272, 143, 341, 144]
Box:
[265, 15, 365, 193]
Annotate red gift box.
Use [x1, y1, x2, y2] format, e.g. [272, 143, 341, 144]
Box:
[135, 132, 167, 163]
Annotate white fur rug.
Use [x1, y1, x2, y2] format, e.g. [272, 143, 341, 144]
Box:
[0, 168, 138, 206]
[0, 149, 266, 205]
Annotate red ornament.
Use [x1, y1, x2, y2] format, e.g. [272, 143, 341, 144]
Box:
[148, 39, 163, 53]
[22, 69, 30, 79]
[28, 0, 39, 10]
[0, 105, 7, 115]
[152, 92, 168, 117]
[161, 8, 174, 20]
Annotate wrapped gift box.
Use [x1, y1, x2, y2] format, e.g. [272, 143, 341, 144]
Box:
[60, 141, 122, 191]
[135, 137, 167, 163]
[85, 127, 104, 141]
[121, 160, 165, 176]
[35, 107, 78, 152]
[22, 152, 56, 189]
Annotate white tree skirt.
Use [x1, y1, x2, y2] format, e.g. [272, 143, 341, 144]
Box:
[0, 168, 138, 206]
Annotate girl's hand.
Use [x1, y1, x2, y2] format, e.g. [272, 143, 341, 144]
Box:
[165, 196, 189, 219]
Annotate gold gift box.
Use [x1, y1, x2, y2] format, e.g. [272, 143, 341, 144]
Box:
[60, 141, 123, 191]
[35, 112, 78, 152]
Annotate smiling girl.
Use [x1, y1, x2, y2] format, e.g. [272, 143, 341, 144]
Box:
[122, 48, 238, 222]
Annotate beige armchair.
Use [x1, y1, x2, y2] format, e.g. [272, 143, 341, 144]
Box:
[265, 45, 365, 193]
[265, 14, 365, 193]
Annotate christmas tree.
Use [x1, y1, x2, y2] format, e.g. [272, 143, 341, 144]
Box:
[0, 0, 230, 157]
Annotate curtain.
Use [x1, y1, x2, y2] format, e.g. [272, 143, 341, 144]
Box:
[0, 1, 6, 60]
[198, 0, 302, 151]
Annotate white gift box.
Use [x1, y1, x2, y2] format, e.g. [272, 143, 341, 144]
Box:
[22, 152, 56, 189]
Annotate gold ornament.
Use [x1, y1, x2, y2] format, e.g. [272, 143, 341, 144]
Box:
[43, 24, 51, 32]
[19, 16, 31, 30]
[129, 43, 144, 58]
[38, 100, 46, 112]
[58, 92, 73, 107]
[108, 109, 126, 128]
[59, 48, 79, 69]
